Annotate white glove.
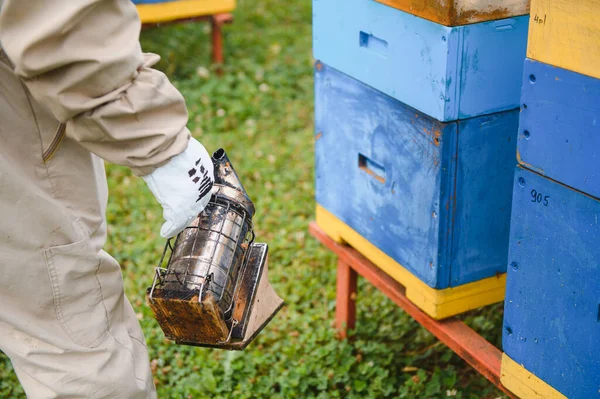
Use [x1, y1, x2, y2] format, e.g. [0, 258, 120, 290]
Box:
[143, 137, 214, 238]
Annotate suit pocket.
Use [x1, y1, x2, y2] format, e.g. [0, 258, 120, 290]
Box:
[44, 237, 110, 348]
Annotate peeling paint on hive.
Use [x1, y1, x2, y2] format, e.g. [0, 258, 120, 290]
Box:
[375, 0, 529, 26]
[456, 5, 513, 25]
[516, 150, 544, 175]
[359, 165, 386, 184]
[315, 63, 519, 289]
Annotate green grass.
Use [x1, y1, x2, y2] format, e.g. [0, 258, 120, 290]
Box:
[0, 0, 508, 397]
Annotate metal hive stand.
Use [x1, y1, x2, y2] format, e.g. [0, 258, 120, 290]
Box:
[309, 222, 518, 399]
[142, 13, 233, 65]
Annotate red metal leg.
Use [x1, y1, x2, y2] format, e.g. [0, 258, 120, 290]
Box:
[142, 13, 233, 68]
[309, 222, 518, 399]
[211, 16, 223, 64]
[210, 13, 233, 65]
[335, 259, 357, 339]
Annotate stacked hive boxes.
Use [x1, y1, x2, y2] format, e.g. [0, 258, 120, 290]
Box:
[313, 0, 530, 319]
[501, 0, 600, 398]
[132, 0, 235, 24]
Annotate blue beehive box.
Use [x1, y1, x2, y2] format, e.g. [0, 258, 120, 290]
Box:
[502, 167, 600, 399]
[313, 0, 529, 122]
[315, 63, 517, 319]
[518, 59, 600, 199]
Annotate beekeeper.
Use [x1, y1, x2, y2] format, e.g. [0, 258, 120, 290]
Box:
[0, 1, 214, 397]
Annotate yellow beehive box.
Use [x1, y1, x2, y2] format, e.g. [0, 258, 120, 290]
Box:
[135, 0, 236, 24]
[527, 0, 600, 80]
[375, 0, 530, 26]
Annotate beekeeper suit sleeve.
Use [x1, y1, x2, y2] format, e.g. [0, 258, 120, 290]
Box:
[0, 0, 190, 176]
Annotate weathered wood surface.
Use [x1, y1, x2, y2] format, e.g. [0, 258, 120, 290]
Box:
[503, 168, 600, 399]
[314, 64, 517, 302]
[527, 0, 600, 80]
[517, 59, 600, 199]
[376, 0, 530, 26]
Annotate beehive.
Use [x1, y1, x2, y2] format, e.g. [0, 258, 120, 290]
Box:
[313, 0, 529, 121]
[502, 167, 600, 399]
[315, 64, 517, 319]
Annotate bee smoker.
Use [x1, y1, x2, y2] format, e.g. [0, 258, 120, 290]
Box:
[146, 149, 284, 350]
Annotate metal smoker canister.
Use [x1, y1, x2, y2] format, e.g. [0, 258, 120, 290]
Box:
[147, 149, 283, 349]
[161, 149, 255, 316]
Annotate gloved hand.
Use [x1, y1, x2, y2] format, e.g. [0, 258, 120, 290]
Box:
[143, 137, 214, 238]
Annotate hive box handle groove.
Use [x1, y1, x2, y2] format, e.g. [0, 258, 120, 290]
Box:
[359, 31, 388, 58]
[358, 153, 386, 184]
[493, 20, 516, 31]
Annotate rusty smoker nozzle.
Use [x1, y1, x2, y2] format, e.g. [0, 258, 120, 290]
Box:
[212, 149, 255, 217]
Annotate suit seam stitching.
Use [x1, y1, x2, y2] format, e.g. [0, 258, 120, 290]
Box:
[107, 328, 150, 384]
[45, 246, 110, 349]
[44, 248, 79, 344]
[12, 363, 52, 390]
[93, 251, 135, 355]
[129, 334, 147, 347]
[88, 255, 111, 347]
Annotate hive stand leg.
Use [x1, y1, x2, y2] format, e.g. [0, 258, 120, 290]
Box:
[210, 16, 223, 64]
[335, 259, 357, 339]
[210, 13, 233, 67]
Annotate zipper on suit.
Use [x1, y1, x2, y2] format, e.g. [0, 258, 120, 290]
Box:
[43, 124, 66, 163]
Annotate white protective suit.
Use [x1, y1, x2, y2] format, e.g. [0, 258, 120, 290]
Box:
[0, 1, 214, 397]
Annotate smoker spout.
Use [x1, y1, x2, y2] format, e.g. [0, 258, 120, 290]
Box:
[212, 149, 255, 216]
[212, 149, 249, 194]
